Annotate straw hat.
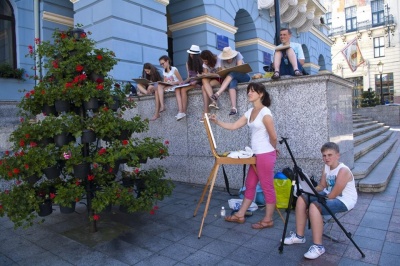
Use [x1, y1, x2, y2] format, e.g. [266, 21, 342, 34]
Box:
[218, 47, 238, 60]
[187, 45, 201, 54]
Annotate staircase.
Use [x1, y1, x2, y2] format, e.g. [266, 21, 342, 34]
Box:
[352, 113, 400, 192]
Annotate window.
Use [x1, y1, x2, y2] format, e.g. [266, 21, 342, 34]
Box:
[375, 73, 394, 103]
[325, 12, 332, 28]
[371, 0, 384, 26]
[0, 0, 16, 68]
[347, 76, 363, 108]
[374, 37, 385, 57]
[345, 6, 357, 32]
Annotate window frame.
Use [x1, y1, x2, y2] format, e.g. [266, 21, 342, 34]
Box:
[345, 6, 357, 32]
[0, 0, 17, 68]
[373, 36, 385, 58]
[371, 0, 385, 27]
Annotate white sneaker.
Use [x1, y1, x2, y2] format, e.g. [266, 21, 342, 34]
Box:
[304, 245, 325, 259]
[284, 231, 306, 245]
[176, 113, 186, 121]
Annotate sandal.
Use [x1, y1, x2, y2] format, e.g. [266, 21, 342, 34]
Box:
[251, 220, 274, 229]
[225, 214, 245, 224]
[271, 71, 280, 80]
[210, 92, 219, 101]
[229, 107, 237, 116]
[294, 69, 303, 76]
[208, 101, 219, 110]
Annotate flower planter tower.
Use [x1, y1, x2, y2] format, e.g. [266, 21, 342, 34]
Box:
[0, 27, 174, 232]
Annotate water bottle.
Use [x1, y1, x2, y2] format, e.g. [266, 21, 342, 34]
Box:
[220, 206, 226, 217]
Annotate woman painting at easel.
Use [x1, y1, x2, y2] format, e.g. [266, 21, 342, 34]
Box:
[210, 82, 278, 229]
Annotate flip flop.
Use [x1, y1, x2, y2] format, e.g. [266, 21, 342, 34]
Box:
[251, 220, 274, 229]
[224, 214, 245, 224]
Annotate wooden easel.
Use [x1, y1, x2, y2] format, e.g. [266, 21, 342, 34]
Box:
[194, 114, 284, 238]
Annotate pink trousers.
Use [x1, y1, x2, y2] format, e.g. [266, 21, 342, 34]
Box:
[244, 151, 277, 204]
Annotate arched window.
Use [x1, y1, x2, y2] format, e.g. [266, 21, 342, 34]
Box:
[0, 0, 16, 68]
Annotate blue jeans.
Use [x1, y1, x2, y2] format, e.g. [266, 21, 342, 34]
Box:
[302, 192, 348, 215]
[227, 72, 250, 89]
[278, 50, 303, 76]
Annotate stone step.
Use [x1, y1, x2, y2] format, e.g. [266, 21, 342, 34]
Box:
[353, 116, 372, 122]
[354, 130, 393, 161]
[354, 126, 390, 146]
[353, 120, 378, 129]
[358, 131, 400, 192]
[352, 131, 397, 179]
[353, 123, 385, 137]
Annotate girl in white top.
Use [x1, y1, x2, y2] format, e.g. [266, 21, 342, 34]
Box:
[200, 50, 222, 114]
[153, 55, 187, 121]
[210, 82, 278, 229]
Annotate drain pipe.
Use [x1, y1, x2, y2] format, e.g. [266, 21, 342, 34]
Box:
[34, 0, 41, 84]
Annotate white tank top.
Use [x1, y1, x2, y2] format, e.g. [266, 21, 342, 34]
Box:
[324, 163, 357, 210]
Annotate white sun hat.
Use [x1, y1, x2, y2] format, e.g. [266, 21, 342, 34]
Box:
[187, 45, 201, 54]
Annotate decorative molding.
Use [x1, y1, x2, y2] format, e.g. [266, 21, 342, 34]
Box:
[169, 15, 238, 34]
[257, 0, 274, 10]
[235, 38, 276, 50]
[69, 0, 80, 3]
[303, 62, 320, 70]
[310, 26, 333, 46]
[155, 0, 169, 6]
[43, 11, 73, 27]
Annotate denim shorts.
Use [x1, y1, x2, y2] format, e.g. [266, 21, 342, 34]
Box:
[302, 192, 348, 215]
[227, 71, 250, 89]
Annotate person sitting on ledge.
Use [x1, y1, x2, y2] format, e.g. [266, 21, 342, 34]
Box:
[272, 28, 305, 80]
[283, 142, 357, 260]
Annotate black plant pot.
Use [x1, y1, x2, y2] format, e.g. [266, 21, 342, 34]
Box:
[81, 129, 96, 143]
[139, 156, 148, 164]
[73, 162, 90, 179]
[90, 73, 105, 83]
[102, 204, 112, 213]
[38, 137, 54, 147]
[43, 165, 61, 180]
[54, 132, 73, 147]
[38, 200, 53, 217]
[119, 205, 129, 213]
[118, 129, 132, 140]
[84, 98, 99, 111]
[55, 100, 71, 113]
[121, 177, 135, 188]
[42, 104, 56, 116]
[116, 158, 128, 164]
[60, 202, 76, 214]
[110, 97, 120, 111]
[135, 179, 146, 198]
[105, 161, 121, 175]
[26, 175, 41, 185]
[68, 28, 86, 40]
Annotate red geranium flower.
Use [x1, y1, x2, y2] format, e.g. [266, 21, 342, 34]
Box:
[24, 164, 29, 169]
[159, 149, 164, 154]
[7, 171, 13, 177]
[12, 168, 20, 174]
[122, 140, 129, 145]
[96, 54, 103, 60]
[134, 168, 140, 174]
[50, 193, 56, 199]
[98, 148, 106, 155]
[76, 65, 84, 72]
[80, 32, 87, 38]
[25, 93, 30, 98]
[16, 180, 22, 185]
[75, 179, 81, 186]
[93, 214, 100, 221]
[29, 142, 37, 147]
[60, 32, 67, 39]
[164, 140, 170, 145]
[52, 60, 59, 69]
[65, 82, 73, 88]
[34, 38, 40, 44]
[153, 205, 159, 210]
[75, 197, 80, 202]
[19, 140, 25, 147]
[5, 150, 9, 156]
[108, 167, 114, 173]
[96, 84, 104, 90]
[88, 174, 95, 181]
[149, 209, 155, 215]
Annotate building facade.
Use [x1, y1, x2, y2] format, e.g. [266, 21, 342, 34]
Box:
[2, 0, 332, 101]
[324, 0, 399, 106]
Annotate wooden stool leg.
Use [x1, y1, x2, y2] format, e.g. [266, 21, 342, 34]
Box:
[198, 164, 220, 238]
[194, 163, 217, 217]
[275, 205, 285, 223]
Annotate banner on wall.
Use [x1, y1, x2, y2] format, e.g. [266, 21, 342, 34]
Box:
[341, 38, 365, 72]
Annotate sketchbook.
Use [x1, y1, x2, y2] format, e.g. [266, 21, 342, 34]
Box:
[193, 73, 220, 80]
[216, 63, 252, 78]
[131, 78, 154, 85]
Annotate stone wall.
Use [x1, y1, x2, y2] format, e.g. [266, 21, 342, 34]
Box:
[354, 105, 400, 126]
[124, 74, 354, 189]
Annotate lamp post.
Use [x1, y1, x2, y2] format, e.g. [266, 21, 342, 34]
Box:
[377, 61, 384, 105]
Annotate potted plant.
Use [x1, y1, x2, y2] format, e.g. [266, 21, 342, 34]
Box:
[61, 143, 92, 178]
[53, 179, 85, 213]
[0, 63, 25, 80]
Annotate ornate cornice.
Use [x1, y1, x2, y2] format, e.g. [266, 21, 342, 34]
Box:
[235, 38, 276, 50]
[303, 62, 320, 70]
[43, 11, 73, 27]
[169, 15, 237, 34]
[69, 0, 79, 3]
